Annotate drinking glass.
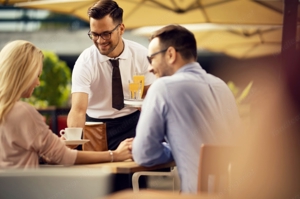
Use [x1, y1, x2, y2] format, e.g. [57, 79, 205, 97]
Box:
[133, 75, 145, 99]
[129, 82, 140, 99]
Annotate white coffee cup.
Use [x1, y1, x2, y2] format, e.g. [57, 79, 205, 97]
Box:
[59, 128, 82, 140]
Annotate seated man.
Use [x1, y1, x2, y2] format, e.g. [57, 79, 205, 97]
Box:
[132, 24, 240, 194]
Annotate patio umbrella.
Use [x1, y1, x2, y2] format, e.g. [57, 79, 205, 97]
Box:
[15, 0, 300, 29]
[193, 24, 300, 58]
[0, 0, 36, 5]
[132, 23, 300, 59]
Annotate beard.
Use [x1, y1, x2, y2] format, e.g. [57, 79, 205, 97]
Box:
[95, 36, 120, 57]
[160, 61, 174, 77]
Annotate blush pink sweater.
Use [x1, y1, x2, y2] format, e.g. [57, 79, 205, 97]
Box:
[0, 101, 77, 169]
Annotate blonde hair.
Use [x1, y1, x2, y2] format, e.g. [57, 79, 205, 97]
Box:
[0, 40, 43, 123]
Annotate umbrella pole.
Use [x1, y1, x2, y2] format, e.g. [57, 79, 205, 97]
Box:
[281, 0, 298, 77]
[281, 0, 300, 106]
[281, 0, 298, 56]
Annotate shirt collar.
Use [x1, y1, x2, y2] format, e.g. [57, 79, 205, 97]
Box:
[96, 38, 131, 63]
[175, 62, 203, 74]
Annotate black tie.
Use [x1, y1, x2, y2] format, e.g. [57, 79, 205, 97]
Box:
[110, 59, 124, 110]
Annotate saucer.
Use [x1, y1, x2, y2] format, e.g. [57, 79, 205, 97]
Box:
[124, 98, 143, 101]
[64, 139, 89, 145]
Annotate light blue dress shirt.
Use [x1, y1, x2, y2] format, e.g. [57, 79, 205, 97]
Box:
[132, 62, 240, 193]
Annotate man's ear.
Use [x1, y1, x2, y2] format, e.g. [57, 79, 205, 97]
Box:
[166, 46, 177, 65]
[119, 23, 125, 35]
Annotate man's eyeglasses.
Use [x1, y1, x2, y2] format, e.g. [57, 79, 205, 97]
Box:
[147, 49, 168, 64]
[88, 24, 120, 41]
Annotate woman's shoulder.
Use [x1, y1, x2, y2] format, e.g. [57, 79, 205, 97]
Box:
[9, 102, 39, 119]
[15, 101, 36, 111]
[3, 102, 44, 132]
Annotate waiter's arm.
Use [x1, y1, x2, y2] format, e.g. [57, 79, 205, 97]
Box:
[67, 92, 88, 128]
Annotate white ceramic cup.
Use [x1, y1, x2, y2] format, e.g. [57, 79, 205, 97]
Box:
[59, 127, 82, 140]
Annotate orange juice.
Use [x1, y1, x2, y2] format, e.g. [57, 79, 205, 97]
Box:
[133, 75, 145, 99]
[129, 82, 140, 99]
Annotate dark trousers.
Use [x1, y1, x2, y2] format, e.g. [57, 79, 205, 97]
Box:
[86, 110, 140, 150]
[86, 110, 146, 191]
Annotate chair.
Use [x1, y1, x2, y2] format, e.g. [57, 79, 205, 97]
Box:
[198, 144, 236, 194]
[0, 167, 112, 199]
[132, 166, 180, 192]
[83, 122, 108, 151]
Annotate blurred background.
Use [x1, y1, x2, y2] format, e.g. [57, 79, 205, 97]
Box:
[2, 1, 295, 83]
[1, 0, 300, 195]
[0, 0, 299, 135]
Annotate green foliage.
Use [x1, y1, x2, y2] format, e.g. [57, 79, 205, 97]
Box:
[27, 51, 71, 108]
[236, 82, 253, 104]
[22, 96, 49, 109]
[227, 81, 253, 104]
[227, 81, 239, 97]
[227, 81, 253, 118]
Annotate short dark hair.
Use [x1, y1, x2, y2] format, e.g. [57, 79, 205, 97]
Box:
[88, 0, 123, 24]
[150, 24, 197, 61]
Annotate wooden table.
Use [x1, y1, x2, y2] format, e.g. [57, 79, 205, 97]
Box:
[102, 190, 221, 199]
[43, 160, 175, 174]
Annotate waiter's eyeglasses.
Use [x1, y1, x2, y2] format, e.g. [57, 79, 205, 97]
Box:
[88, 24, 120, 41]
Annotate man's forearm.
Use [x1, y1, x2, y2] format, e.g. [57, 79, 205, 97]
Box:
[132, 140, 173, 167]
[67, 109, 86, 128]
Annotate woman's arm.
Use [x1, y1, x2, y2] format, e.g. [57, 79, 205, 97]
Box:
[74, 138, 133, 164]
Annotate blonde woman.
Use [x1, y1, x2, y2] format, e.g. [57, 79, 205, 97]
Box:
[0, 40, 132, 169]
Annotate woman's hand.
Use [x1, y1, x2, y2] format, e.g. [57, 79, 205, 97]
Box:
[113, 138, 134, 161]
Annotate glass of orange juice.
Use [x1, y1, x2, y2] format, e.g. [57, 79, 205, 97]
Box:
[129, 82, 140, 99]
[133, 75, 145, 99]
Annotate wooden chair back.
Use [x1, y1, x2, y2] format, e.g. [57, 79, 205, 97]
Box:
[198, 144, 236, 194]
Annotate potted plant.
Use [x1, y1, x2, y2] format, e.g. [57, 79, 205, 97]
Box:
[227, 81, 253, 129]
[31, 51, 71, 108]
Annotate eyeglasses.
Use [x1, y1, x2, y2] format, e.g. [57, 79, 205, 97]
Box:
[88, 24, 120, 41]
[147, 49, 168, 64]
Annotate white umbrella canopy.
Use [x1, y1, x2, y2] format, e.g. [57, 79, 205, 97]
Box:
[15, 0, 300, 29]
[132, 24, 300, 59]
[193, 25, 294, 58]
